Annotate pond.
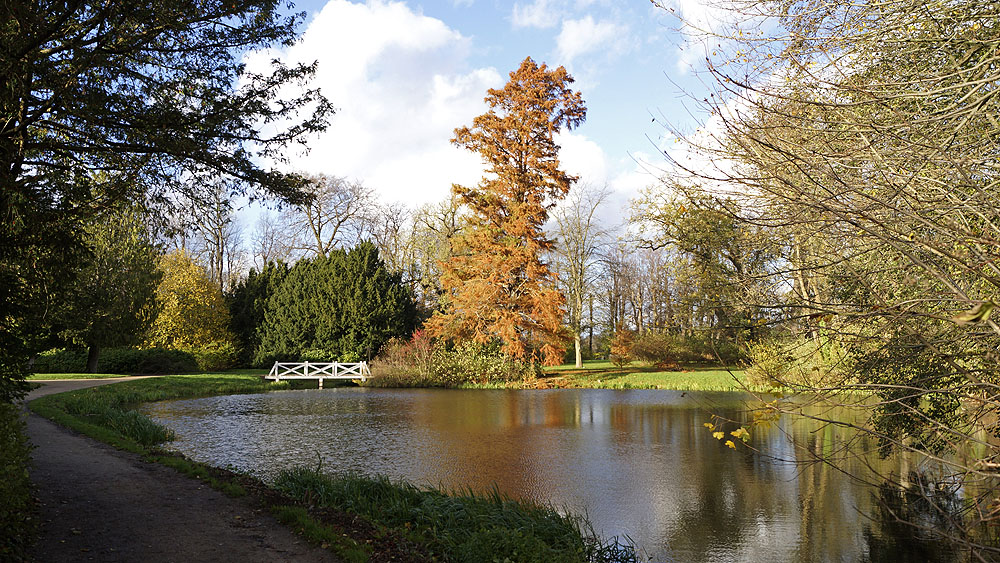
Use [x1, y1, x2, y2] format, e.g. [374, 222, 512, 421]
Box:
[142, 388, 961, 562]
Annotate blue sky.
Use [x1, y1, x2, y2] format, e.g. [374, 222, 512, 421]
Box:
[249, 0, 718, 213]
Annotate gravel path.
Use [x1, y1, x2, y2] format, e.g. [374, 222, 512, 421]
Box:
[25, 379, 337, 563]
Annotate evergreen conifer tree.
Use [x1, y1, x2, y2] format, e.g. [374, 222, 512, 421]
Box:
[255, 243, 417, 364]
[228, 262, 289, 365]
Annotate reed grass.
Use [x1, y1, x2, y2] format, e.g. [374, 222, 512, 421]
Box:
[274, 467, 638, 563]
[0, 403, 35, 560]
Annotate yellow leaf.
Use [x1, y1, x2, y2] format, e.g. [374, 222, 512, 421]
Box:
[713, 431, 725, 440]
[725, 440, 736, 449]
[703, 422, 715, 430]
[731, 427, 750, 442]
[951, 301, 996, 325]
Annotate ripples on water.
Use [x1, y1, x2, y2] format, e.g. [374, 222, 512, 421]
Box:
[143, 388, 967, 563]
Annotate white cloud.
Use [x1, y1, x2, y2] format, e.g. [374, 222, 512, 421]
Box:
[512, 0, 561, 29]
[555, 131, 608, 186]
[243, 0, 502, 207]
[555, 16, 625, 66]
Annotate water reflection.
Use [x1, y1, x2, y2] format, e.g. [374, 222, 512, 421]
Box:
[142, 388, 963, 562]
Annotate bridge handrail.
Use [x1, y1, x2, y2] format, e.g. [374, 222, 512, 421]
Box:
[266, 361, 371, 380]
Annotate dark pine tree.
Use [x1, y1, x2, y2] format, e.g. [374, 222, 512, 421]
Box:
[227, 261, 289, 366]
[255, 243, 417, 365]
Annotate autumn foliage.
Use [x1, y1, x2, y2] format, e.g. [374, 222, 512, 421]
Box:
[146, 250, 234, 350]
[427, 57, 586, 365]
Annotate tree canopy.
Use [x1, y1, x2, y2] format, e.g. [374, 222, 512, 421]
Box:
[653, 0, 1000, 552]
[59, 206, 161, 372]
[428, 57, 586, 366]
[0, 0, 330, 398]
[227, 261, 289, 365]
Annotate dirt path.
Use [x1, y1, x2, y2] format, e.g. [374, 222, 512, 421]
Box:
[25, 379, 337, 563]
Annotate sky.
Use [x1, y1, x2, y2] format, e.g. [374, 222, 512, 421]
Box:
[244, 0, 720, 218]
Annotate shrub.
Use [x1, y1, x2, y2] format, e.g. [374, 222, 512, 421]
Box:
[369, 331, 435, 384]
[609, 330, 634, 369]
[429, 341, 539, 386]
[186, 342, 238, 372]
[627, 332, 744, 366]
[629, 332, 678, 368]
[0, 404, 35, 561]
[369, 335, 538, 387]
[32, 348, 87, 373]
[743, 340, 792, 388]
[31, 347, 200, 374]
[744, 337, 850, 389]
[99, 347, 199, 374]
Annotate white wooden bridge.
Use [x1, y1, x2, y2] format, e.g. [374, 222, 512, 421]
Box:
[265, 361, 371, 388]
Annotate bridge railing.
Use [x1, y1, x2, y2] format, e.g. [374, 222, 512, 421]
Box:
[265, 361, 370, 388]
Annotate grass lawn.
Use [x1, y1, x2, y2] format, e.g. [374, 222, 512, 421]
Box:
[541, 360, 766, 392]
[29, 368, 271, 381]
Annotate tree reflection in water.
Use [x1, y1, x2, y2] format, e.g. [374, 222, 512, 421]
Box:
[864, 471, 995, 563]
[143, 389, 999, 562]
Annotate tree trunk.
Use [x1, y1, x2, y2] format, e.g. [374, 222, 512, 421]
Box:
[588, 295, 594, 357]
[574, 333, 583, 368]
[86, 344, 101, 373]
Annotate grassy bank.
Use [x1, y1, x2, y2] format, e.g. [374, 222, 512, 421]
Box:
[29, 372, 286, 453]
[457, 360, 773, 393]
[275, 468, 636, 563]
[28, 373, 637, 562]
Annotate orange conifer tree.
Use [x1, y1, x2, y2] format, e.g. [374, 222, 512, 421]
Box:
[427, 57, 586, 365]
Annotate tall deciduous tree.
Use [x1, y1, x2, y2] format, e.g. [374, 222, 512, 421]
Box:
[428, 57, 586, 366]
[654, 0, 1000, 552]
[281, 174, 375, 258]
[185, 178, 247, 294]
[61, 206, 161, 372]
[146, 250, 234, 350]
[632, 189, 779, 346]
[1, 0, 330, 399]
[551, 184, 611, 367]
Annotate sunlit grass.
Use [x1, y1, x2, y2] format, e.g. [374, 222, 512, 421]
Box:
[544, 360, 618, 372]
[588, 370, 760, 392]
[29, 372, 130, 380]
[540, 361, 772, 391]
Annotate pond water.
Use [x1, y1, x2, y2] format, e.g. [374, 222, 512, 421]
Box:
[142, 388, 959, 562]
